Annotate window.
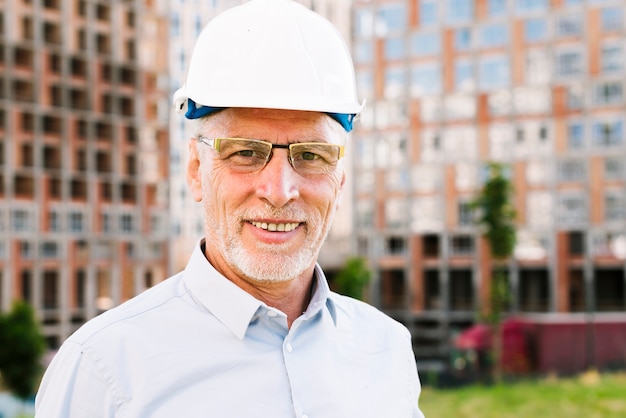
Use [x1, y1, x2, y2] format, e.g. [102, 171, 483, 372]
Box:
[410, 196, 444, 232]
[356, 71, 373, 101]
[605, 158, 625, 180]
[354, 41, 373, 64]
[423, 235, 440, 258]
[20, 241, 33, 259]
[526, 160, 553, 185]
[12, 210, 32, 231]
[594, 81, 623, 106]
[441, 127, 478, 160]
[449, 235, 475, 256]
[455, 28, 472, 51]
[558, 193, 587, 226]
[592, 120, 623, 147]
[120, 214, 134, 233]
[567, 85, 584, 109]
[69, 212, 84, 232]
[559, 159, 586, 182]
[419, 0, 438, 26]
[488, 0, 507, 16]
[384, 37, 405, 60]
[515, 0, 548, 14]
[454, 60, 474, 91]
[384, 67, 407, 99]
[385, 236, 407, 255]
[479, 55, 510, 89]
[556, 14, 583, 38]
[356, 200, 374, 228]
[450, 270, 474, 311]
[458, 201, 474, 226]
[489, 123, 515, 159]
[525, 49, 551, 84]
[411, 63, 442, 96]
[353, 8, 373, 38]
[556, 49, 584, 77]
[385, 197, 408, 229]
[514, 86, 551, 114]
[194, 15, 202, 37]
[605, 190, 626, 222]
[376, 3, 406, 35]
[525, 18, 548, 42]
[480, 23, 508, 48]
[48, 211, 60, 231]
[527, 191, 553, 227]
[411, 32, 440, 56]
[567, 121, 585, 149]
[41, 241, 59, 258]
[446, 0, 473, 23]
[150, 215, 163, 234]
[101, 213, 111, 232]
[411, 164, 440, 192]
[601, 7, 623, 32]
[601, 44, 624, 73]
[386, 169, 409, 192]
[42, 270, 59, 309]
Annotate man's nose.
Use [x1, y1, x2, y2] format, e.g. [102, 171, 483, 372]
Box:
[254, 149, 300, 207]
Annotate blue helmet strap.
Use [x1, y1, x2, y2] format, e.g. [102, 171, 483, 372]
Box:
[184, 99, 354, 132]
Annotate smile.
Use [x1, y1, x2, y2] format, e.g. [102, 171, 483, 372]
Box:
[250, 221, 300, 232]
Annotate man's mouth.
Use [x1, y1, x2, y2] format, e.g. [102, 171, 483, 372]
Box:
[249, 221, 300, 232]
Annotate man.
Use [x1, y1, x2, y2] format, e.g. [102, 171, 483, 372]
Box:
[35, 0, 425, 416]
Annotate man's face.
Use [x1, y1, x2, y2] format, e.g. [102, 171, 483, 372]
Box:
[187, 108, 346, 285]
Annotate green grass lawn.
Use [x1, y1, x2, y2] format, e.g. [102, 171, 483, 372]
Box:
[419, 371, 626, 418]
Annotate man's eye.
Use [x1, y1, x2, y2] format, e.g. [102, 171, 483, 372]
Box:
[300, 151, 319, 161]
[234, 149, 256, 158]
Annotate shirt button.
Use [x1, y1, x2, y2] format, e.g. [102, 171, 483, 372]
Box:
[267, 310, 277, 317]
[286, 343, 293, 352]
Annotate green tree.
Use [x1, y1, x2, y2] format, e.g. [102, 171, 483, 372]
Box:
[333, 257, 372, 300]
[472, 162, 516, 380]
[0, 300, 47, 400]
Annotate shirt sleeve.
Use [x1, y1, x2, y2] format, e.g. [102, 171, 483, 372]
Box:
[404, 329, 426, 418]
[35, 341, 119, 418]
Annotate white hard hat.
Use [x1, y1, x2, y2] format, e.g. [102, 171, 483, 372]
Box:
[173, 0, 364, 132]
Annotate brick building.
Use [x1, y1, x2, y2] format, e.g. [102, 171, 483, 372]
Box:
[0, 0, 170, 347]
[350, 0, 626, 369]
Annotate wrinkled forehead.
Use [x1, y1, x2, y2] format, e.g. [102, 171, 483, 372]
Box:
[195, 108, 348, 146]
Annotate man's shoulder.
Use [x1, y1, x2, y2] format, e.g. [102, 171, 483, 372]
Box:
[328, 292, 411, 340]
[68, 272, 186, 345]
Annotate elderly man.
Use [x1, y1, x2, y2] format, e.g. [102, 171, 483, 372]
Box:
[35, 1, 425, 416]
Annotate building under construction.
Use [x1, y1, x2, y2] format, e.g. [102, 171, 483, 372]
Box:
[350, 0, 626, 370]
[0, 0, 170, 347]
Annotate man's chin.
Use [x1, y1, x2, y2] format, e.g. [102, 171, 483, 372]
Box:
[228, 249, 315, 284]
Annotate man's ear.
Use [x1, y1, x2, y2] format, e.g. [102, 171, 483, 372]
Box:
[187, 139, 204, 202]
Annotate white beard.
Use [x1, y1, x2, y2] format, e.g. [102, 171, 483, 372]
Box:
[205, 202, 334, 283]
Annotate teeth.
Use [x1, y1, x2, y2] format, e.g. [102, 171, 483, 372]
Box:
[251, 221, 300, 232]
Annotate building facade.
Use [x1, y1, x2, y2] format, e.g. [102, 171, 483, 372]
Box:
[0, 0, 170, 347]
[351, 0, 626, 369]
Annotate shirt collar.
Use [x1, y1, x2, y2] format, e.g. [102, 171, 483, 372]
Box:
[184, 239, 262, 340]
[183, 239, 337, 339]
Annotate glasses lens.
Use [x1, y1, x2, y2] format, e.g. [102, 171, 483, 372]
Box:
[290, 143, 341, 175]
[218, 139, 271, 172]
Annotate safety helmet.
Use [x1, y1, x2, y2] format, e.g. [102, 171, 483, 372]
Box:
[173, 0, 364, 132]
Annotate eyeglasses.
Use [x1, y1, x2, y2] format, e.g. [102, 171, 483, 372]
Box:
[197, 136, 345, 176]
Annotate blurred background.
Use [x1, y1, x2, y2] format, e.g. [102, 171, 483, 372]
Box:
[1, 0, 626, 414]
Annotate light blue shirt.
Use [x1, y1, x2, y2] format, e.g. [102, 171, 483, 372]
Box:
[36, 240, 424, 417]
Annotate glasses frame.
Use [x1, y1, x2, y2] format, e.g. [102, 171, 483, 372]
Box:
[197, 136, 345, 175]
